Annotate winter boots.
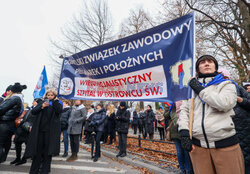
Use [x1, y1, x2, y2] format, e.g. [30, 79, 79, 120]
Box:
[66, 153, 78, 162]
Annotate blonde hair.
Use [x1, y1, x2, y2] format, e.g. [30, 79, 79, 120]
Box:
[44, 89, 57, 99]
[107, 104, 115, 116]
[4, 92, 23, 100]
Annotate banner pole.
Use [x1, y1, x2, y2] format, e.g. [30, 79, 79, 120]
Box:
[189, 12, 196, 139]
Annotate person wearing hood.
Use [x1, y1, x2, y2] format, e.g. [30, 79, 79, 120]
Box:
[88, 103, 106, 162]
[60, 100, 72, 158]
[115, 101, 130, 157]
[178, 55, 244, 174]
[0, 82, 26, 163]
[144, 105, 155, 139]
[66, 100, 86, 162]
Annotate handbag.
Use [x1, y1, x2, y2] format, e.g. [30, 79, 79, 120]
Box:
[22, 122, 32, 132]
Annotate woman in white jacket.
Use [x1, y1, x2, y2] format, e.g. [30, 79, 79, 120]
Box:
[178, 55, 244, 174]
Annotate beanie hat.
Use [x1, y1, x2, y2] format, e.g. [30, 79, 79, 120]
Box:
[196, 55, 218, 72]
[6, 85, 13, 92]
[11, 83, 27, 93]
[120, 101, 126, 107]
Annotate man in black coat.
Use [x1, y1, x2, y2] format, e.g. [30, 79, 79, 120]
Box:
[233, 85, 250, 173]
[116, 101, 130, 157]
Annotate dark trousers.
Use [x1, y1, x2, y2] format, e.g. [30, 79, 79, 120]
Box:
[0, 122, 14, 162]
[30, 131, 52, 174]
[118, 133, 127, 154]
[15, 142, 25, 159]
[69, 134, 80, 154]
[95, 131, 103, 158]
[138, 124, 143, 135]
[133, 124, 138, 134]
[158, 127, 165, 140]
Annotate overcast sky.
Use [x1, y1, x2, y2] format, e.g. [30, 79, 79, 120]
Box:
[0, 0, 159, 105]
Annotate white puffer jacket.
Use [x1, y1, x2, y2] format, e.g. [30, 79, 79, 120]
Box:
[179, 78, 237, 148]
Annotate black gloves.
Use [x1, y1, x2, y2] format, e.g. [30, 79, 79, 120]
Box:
[180, 130, 193, 152]
[189, 78, 204, 95]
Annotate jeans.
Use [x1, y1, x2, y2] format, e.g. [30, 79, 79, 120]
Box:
[174, 139, 191, 172]
[62, 130, 68, 153]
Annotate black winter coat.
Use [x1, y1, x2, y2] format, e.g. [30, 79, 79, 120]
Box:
[0, 95, 22, 121]
[233, 86, 250, 166]
[14, 108, 35, 143]
[89, 108, 106, 132]
[84, 113, 95, 133]
[132, 113, 139, 125]
[106, 112, 116, 134]
[60, 107, 71, 130]
[144, 109, 155, 134]
[116, 107, 130, 134]
[25, 99, 62, 158]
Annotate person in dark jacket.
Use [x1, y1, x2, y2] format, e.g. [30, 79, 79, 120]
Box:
[84, 108, 95, 144]
[67, 100, 86, 162]
[60, 100, 71, 157]
[138, 109, 145, 136]
[144, 105, 155, 139]
[105, 104, 116, 144]
[89, 103, 106, 162]
[10, 98, 40, 166]
[0, 82, 26, 163]
[132, 111, 139, 134]
[167, 103, 192, 174]
[233, 86, 250, 174]
[116, 101, 130, 157]
[25, 89, 62, 174]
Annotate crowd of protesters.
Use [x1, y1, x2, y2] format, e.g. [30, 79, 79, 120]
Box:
[0, 55, 249, 174]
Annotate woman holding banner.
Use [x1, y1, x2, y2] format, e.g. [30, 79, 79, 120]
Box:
[178, 55, 244, 174]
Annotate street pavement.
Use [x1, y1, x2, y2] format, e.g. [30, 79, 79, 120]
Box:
[0, 143, 141, 174]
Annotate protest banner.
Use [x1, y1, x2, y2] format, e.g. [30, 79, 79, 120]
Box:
[58, 13, 195, 103]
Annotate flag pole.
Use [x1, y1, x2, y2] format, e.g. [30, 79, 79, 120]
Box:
[189, 12, 196, 139]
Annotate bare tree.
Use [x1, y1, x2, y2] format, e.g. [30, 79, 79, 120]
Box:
[184, 0, 250, 83]
[157, 0, 209, 57]
[48, 0, 114, 89]
[118, 7, 155, 39]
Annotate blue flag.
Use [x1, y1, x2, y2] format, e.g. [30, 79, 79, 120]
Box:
[33, 66, 48, 99]
[58, 13, 195, 103]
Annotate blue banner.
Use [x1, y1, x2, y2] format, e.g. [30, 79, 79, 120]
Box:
[33, 66, 48, 99]
[58, 13, 195, 103]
